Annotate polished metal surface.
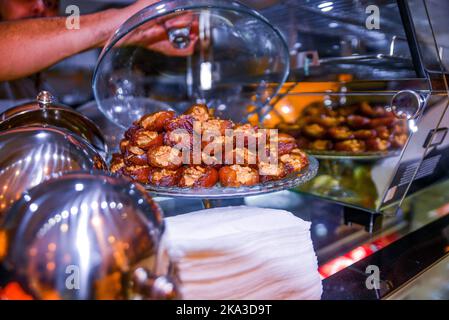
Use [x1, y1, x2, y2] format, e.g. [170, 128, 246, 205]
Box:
[0, 92, 108, 157]
[0, 172, 178, 300]
[391, 90, 425, 120]
[0, 126, 106, 218]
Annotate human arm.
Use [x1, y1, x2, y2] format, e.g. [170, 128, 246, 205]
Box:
[0, 0, 159, 81]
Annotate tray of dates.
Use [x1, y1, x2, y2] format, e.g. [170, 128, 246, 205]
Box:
[110, 104, 318, 199]
[282, 102, 408, 161]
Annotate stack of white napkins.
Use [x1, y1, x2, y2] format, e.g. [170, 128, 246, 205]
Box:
[164, 206, 322, 300]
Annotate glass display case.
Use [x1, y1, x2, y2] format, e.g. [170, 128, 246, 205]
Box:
[91, 0, 449, 213]
[93, 0, 290, 129]
[89, 0, 449, 299]
[251, 0, 449, 213]
[3, 0, 449, 301]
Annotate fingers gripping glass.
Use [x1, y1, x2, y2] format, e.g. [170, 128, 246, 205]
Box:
[160, 15, 196, 49]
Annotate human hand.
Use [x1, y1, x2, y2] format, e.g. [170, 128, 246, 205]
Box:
[118, 10, 199, 57]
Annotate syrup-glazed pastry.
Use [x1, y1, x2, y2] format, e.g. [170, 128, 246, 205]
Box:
[200, 119, 234, 135]
[164, 114, 195, 133]
[226, 147, 258, 167]
[302, 124, 327, 139]
[328, 127, 355, 140]
[179, 166, 219, 188]
[309, 140, 333, 151]
[147, 146, 183, 170]
[148, 168, 182, 187]
[391, 134, 408, 148]
[130, 129, 164, 150]
[138, 111, 176, 132]
[124, 165, 152, 184]
[184, 104, 210, 123]
[259, 162, 288, 183]
[272, 133, 298, 156]
[334, 140, 366, 152]
[316, 115, 345, 128]
[124, 145, 149, 166]
[120, 139, 130, 154]
[280, 149, 309, 173]
[353, 129, 378, 140]
[376, 126, 391, 140]
[360, 102, 387, 118]
[164, 130, 193, 150]
[366, 138, 391, 152]
[347, 115, 371, 129]
[110, 153, 126, 175]
[219, 165, 260, 187]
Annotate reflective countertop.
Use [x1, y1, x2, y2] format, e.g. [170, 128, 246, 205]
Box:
[153, 179, 449, 300]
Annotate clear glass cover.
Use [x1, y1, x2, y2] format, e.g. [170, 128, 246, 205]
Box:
[93, 0, 289, 129]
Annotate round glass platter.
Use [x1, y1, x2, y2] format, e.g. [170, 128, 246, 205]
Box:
[144, 156, 319, 199]
[93, 0, 290, 129]
[306, 150, 401, 161]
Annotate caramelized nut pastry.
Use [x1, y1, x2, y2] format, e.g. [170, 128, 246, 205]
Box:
[184, 104, 210, 122]
[370, 116, 397, 129]
[139, 111, 176, 132]
[219, 165, 259, 187]
[131, 130, 163, 150]
[309, 140, 333, 151]
[280, 149, 309, 173]
[124, 145, 148, 166]
[234, 123, 263, 147]
[302, 124, 327, 139]
[316, 115, 345, 128]
[148, 168, 182, 187]
[164, 130, 193, 150]
[391, 134, 408, 148]
[347, 115, 371, 129]
[147, 146, 182, 170]
[328, 127, 355, 140]
[179, 166, 219, 188]
[110, 153, 126, 174]
[366, 138, 391, 152]
[201, 119, 234, 135]
[334, 140, 366, 152]
[259, 162, 288, 183]
[164, 115, 195, 133]
[125, 165, 152, 184]
[360, 102, 387, 118]
[119, 139, 130, 154]
[353, 129, 378, 140]
[274, 133, 298, 156]
[376, 126, 391, 140]
[124, 125, 140, 140]
[227, 147, 258, 166]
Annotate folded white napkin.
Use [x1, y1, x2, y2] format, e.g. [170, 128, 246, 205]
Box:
[164, 206, 322, 300]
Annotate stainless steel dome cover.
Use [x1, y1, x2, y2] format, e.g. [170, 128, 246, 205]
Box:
[0, 126, 106, 219]
[93, 0, 290, 129]
[0, 172, 177, 300]
[0, 91, 108, 157]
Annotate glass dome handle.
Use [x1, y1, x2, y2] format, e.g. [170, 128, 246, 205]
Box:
[167, 27, 191, 49]
[37, 91, 56, 109]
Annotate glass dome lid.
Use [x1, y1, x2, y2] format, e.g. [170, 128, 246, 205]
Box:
[93, 0, 290, 129]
